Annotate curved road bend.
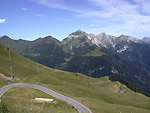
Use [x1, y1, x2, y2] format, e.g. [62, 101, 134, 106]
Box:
[0, 84, 92, 113]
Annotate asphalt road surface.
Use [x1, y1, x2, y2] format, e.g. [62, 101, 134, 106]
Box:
[0, 84, 92, 113]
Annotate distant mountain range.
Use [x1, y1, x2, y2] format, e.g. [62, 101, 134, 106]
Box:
[142, 37, 150, 43]
[0, 30, 150, 96]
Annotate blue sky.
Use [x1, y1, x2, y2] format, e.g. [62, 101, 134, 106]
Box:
[0, 0, 150, 40]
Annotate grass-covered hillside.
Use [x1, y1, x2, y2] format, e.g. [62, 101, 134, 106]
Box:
[0, 44, 150, 113]
[1, 87, 77, 113]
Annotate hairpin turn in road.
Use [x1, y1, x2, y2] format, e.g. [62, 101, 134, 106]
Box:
[0, 84, 92, 113]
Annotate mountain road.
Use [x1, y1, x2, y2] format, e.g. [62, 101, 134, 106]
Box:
[0, 84, 92, 113]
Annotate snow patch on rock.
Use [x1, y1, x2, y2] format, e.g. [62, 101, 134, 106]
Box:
[117, 45, 128, 53]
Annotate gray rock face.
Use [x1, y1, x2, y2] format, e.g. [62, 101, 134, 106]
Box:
[142, 37, 150, 43]
[63, 30, 141, 50]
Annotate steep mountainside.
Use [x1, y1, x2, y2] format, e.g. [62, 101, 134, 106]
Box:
[62, 30, 95, 55]
[0, 30, 150, 96]
[0, 35, 69, 68]
[62, 31, 150, 95]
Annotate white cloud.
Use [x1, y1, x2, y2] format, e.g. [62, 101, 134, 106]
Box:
[90, 24, 95, 27]
[31, 0, 82, 13]
[62, 19, 72, 22]
[0, 19, 6, 23]
[35, 14, 43, 17]
[31, 0, 150, 38]
[32, 0, 70, 10]
[21, 8, 27, 11]
[81, 24, 85, 27]
[84, 0, 150, 37]
[133, 0, 150, 13]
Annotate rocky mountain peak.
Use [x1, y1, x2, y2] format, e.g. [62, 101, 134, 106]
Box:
[33, 36, 60, 44]
[142, 37, 150, 43]
[63, 30, 144, 49]
[117, 35, 140, 43]
[0, 35, 10, 39]
[73, 30, 86, 34]
[97, 32, 107, 37]
[70, 30, 87, 36]
[66, 30, 88, 40]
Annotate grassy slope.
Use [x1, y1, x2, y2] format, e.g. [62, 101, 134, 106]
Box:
[0, 44, 150, 113]
[83, 48, 105, 56]
[2, 87, 77, 113]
